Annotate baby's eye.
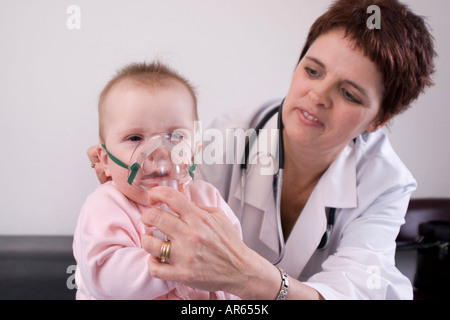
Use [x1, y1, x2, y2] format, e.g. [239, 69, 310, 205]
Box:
[128, 135, 142, 142]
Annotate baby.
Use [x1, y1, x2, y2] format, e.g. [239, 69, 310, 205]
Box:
[73, 61, 241, 300]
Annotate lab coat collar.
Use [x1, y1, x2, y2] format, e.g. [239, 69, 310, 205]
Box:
[321, 142, 358, 209]
[237, 116, 358, 210]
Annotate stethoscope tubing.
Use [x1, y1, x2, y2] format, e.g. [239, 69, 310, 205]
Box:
[240, 102, 286, 265]
[240, 101, 335, 265]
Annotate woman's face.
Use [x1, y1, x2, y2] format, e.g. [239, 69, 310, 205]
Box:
[282, 28, 384, 158]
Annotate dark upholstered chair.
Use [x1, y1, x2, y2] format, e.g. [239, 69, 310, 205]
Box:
[397, 198, 450, 242]
[0, 236, 76, 300]
[396, 198, 450, 300]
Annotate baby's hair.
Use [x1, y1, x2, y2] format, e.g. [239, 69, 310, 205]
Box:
[98, 61, 198, 142]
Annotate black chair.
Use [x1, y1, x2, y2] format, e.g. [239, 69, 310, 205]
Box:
[396, 198, 450, 300]
[397, 198, 450, 242]
[0, 236, 76, 300]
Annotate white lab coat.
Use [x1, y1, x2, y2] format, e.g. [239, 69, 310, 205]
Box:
[197, 101, 415, 300]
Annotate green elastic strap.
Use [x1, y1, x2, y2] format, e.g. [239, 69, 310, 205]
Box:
[127, 162, 141, 185]
[189, 163, 196, 179]
[101, 144, 141, 185]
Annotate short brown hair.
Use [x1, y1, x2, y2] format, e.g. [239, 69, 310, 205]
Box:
[98, 61, 198, 142]
[298, 0, 436, 124]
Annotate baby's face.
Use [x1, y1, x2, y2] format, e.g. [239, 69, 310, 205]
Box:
[100, 79, 196, 205]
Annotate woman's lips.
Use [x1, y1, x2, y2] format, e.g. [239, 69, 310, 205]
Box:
[296, 108, 324, 127]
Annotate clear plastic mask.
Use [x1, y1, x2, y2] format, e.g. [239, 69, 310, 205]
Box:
[126, 132, 194, 190]
[130, 133, 195, 300]
[101, 131, 196, 199]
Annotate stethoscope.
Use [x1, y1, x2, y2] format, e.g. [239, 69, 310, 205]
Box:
[240, 100, 336, 265]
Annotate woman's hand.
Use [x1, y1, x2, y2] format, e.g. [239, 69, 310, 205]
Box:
[87, 145, 111, 184]
[140, 186, 282, 299]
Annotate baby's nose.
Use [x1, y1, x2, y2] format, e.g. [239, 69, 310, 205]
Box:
[149, 145, 172, 161]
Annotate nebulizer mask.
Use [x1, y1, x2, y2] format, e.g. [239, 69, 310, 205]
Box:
[102, 132, 195, 231]
[127, 131, 195, 234]
[103, 131, 195, 186]
[126, 132, 194, 188]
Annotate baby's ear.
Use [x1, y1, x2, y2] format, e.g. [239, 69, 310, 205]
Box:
[194, 141, 203, 159]
[97, 144, 112, 177]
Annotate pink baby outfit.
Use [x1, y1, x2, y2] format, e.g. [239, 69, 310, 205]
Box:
[73, 180, 241, 300]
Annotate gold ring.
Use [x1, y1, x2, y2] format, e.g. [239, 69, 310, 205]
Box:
[159, 240, 171, 263]
[91, 163, 96, 168]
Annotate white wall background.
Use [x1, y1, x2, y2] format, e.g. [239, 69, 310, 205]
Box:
[0, 0, 448, 235]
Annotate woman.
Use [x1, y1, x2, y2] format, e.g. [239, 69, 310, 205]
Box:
[89, 0, 435, 299]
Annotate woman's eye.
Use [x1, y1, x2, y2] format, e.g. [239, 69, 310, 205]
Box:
[342, 88, 362, 105]
[305, 67, 321, 78]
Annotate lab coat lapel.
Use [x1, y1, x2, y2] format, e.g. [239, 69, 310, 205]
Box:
[233, 114, 281, 253]
[240, 163, 281, 253]
[321, 144, 358, 209]
[277, 180, 327, 279]
[278, 143, 358, 279]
